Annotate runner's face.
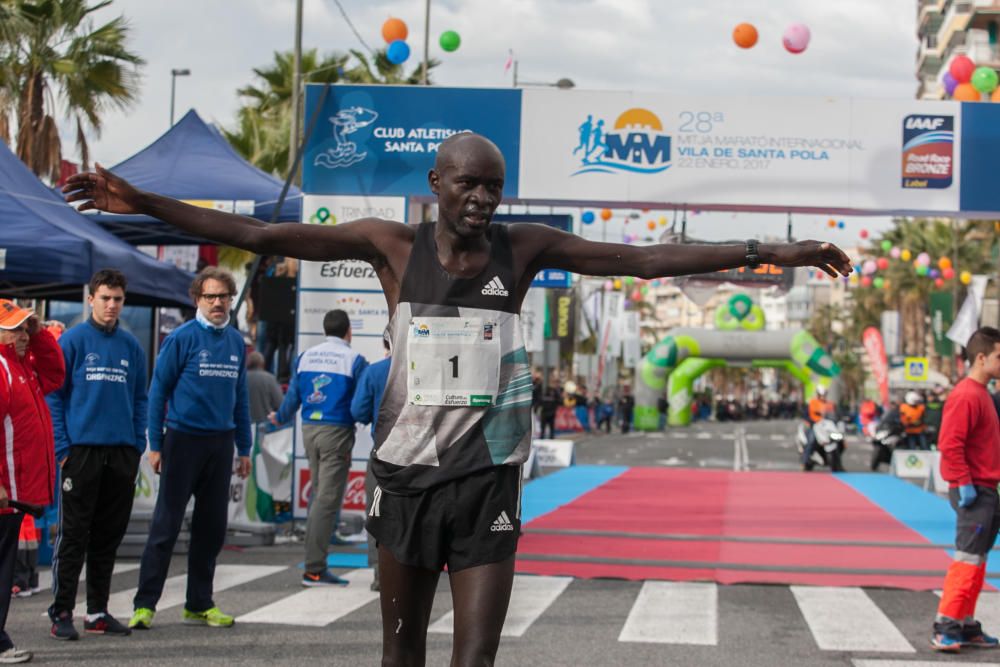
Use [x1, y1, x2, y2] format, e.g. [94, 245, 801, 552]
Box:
[430, 140, 505, 237]
[983, 343, 1000, 380]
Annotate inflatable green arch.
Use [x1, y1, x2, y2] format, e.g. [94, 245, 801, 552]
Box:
[634, 295, 840, 429]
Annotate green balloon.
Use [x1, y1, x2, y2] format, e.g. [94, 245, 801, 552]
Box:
[972, 66, 999, 94]
[916, 265, 928, 276]
[880, 239, 892, 252]
[439, 30, 461, 52]
[624, 276, 634, 286]
[873, 277, 884, 289]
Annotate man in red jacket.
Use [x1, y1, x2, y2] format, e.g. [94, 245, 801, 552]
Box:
[0, 300, 65, 664]
[932, 326, 1000, 653]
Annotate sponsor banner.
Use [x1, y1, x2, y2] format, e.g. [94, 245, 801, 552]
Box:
[531, 439, 576, 467]
[862, 326, 890, 407]
[518, 90, 963, 214]
[929, 290, 954, 356]
[880, 311, 901, 357]
[303, 85, 521, 197]
[520, 287, 546, 353]
[891, 450, 945, 492]
[293, 457, 369, 530]
[622, 311, 641, 369]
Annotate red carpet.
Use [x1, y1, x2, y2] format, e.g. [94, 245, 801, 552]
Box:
[515, 468, 964, 590]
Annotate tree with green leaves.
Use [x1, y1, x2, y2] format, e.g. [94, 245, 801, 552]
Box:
[0, 0, 143, 180]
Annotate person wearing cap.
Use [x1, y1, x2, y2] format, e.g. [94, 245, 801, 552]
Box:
[0, 299, 66, 663]
[46, 269, 148, 640]
[129, 267, 251, 631]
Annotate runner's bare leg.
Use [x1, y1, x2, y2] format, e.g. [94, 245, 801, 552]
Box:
[379, 545, 441, 667]
[449, 556, 516, 667]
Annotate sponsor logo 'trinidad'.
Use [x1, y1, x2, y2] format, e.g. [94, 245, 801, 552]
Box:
[901, 114, 953, 190]
[571, 108, 671, 176]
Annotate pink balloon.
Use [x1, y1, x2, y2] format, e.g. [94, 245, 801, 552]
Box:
[890, 247, 901, 259]
[862, 260, 877, 275]
[604, 280, 613, 290]
[783, 23, 811, 54]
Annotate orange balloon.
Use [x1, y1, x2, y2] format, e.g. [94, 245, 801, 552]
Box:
[382, 17, 408, 43]
[647, 220, 656, 231]
[992, 88, 1000, 102]
[733, 23, 758, 49]
[600, 208, 612, 221]
[938, 257, 952, 270]
[954, 83, 981, 102]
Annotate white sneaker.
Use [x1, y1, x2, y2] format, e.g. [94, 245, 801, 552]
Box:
[0, 647, 32, 664]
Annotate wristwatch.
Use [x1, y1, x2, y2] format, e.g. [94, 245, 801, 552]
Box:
[745, 239, 761, 269]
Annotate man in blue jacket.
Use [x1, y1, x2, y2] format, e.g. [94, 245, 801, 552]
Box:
[270, 310, 367, 587]
[129, 267, 251, 631]
[47, 269, 147, 640]
[351, 338, 391, 591]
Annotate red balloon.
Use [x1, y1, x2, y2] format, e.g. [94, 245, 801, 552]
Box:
[859, 229, 869, 239]
[876, 257, 889, 271]
[943, 267, 955, 280]
[950, 55, 976, 84]
[861, 276, 872, 287]
[934, 278, 945, 288]
[631, 289, 643, 301]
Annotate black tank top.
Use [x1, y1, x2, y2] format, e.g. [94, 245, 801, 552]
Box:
[370, 222, 532, 494]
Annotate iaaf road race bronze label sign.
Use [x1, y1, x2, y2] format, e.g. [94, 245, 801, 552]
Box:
[901, 114, 954, 189]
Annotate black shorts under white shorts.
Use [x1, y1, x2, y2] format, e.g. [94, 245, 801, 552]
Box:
[949, 485, 1000, 556]
[366, 464, 523, 572]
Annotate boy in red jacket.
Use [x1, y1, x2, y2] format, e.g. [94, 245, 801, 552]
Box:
[0, 299, 65, 663]
[933, 326, 1000, 652]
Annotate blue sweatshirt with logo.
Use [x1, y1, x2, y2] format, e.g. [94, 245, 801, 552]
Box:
[147, 318, 251, 455]
[350, 357, 391, 437]
[47, 319, 149, 461]
[276, 336, 368, 427]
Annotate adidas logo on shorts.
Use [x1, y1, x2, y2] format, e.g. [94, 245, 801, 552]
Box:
[481, 276, 509, 297]
[491, 511, 515, 532]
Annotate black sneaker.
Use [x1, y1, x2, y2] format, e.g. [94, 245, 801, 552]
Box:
[49, 611, 79, 641]
[84, 613, 131, 636]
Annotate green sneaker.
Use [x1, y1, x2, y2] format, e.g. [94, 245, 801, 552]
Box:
[128, 608, 155, 630]
[181, 607, 234, 628]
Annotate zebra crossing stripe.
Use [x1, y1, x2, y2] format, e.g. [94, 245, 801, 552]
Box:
[791, 586, 915, 653]
[428, 575, 572, 637]
[37, 562, 139, 593]
[618, 581, 717, 645]
[106, 564, 285, 619]
[238, 568, 378, 626]
[854, 662, 997, 667]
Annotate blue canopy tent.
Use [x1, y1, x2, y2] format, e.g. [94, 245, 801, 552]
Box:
[87, 109, 302, 245]
[0, 139, 192, 307]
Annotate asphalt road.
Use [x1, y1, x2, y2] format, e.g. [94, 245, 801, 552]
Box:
[7, 420, 985, 666]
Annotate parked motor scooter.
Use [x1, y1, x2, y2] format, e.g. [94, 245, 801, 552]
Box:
[869, 416, 904, 471]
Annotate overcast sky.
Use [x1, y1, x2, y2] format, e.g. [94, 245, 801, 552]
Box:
[81, 0, 919, 242]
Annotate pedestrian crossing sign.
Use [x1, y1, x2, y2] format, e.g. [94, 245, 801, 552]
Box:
[903, 356, 929, 382]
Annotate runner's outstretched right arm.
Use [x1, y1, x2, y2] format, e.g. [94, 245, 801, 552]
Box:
[63, 164, 387, 262]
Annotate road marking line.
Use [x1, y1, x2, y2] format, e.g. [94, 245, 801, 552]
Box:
[429, 574, 571, 637]
[745, 433, 761, 440]
[854, 662, 996, 667]
[38, 562, 139, 593]
[770, 434, 785, 441]
[107, 564, 286, 619]
[239, 568, 377, 626]
[618, 581, 717, 645]
[695, 432, 712, 440]
[792, 586, 914, 653]
[671, 432, 689, 439]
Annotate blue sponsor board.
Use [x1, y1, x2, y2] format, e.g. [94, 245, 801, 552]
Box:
[493, 214, 572, 288]
[959, 102, 1000, 213]
[303, 85, 522, 198]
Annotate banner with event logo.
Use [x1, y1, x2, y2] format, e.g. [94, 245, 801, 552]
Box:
[862, 326, 890, 407]
[303, 85, 522, 197]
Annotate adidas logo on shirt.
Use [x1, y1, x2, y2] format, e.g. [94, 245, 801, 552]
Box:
[490, 511, 515, 532]
[481, 276, 509, 297]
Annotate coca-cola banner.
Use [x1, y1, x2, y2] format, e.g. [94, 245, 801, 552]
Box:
[862, 326, 889, 407]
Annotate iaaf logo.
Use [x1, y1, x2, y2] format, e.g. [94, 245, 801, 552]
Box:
[572, 108, 671, 176]
[901, 114, 953, 190]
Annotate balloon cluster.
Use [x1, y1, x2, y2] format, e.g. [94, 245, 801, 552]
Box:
[381, 17, 461, 65]
[943, 54, 1000, 102]
[732, 22, 810, 54]
[850, 236, 972, 290]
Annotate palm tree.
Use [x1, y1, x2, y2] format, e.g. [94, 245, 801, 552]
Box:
[222, 48, 438, 180]
[0, 0, 144, 180]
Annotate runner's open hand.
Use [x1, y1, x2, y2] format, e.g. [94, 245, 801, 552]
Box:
[62, 163, 144, 215]
[769, 240, 853, 278]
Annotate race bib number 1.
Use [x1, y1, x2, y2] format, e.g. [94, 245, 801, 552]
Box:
[407, 317, 500, 407]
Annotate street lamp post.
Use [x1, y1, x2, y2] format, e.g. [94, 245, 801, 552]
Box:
[170, 68, 191, 127]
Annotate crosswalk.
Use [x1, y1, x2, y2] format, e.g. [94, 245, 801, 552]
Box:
[27, 563, 1000, 661]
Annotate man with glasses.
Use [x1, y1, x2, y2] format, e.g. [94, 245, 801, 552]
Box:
[129, 267, 251, 631]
